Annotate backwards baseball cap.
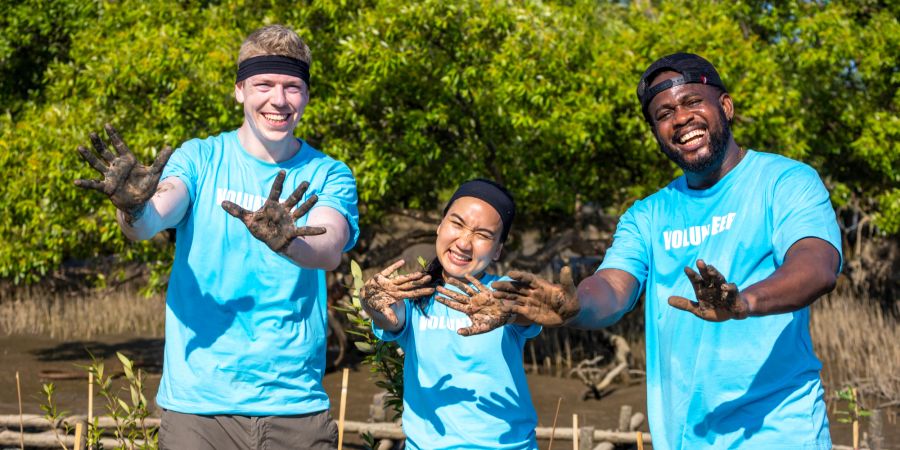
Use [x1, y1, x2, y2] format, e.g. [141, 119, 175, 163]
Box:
[443, 179, 516, 243]
[636, 52, 727, 122]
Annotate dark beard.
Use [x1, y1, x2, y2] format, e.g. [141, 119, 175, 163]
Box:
[656, 108, 732, 174]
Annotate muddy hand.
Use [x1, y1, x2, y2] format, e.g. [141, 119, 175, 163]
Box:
[436, 275, 511, 336]
[491, 267, 579, 327]
[362, 260, 434, 326]
[221, 170, 326, 253]
[73, 123, 174, 223]
[668, 259, 749, 321]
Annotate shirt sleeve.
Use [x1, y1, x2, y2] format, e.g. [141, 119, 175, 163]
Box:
[597, 202, 650, 293]
[770, 164, 843, 271]
[160, 140, 200, 204]
[312, 160, 360, 252]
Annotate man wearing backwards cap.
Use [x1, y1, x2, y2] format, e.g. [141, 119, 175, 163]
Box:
[493, 53, 841, 449]
[73, 25, 358, 449]
[360, 179, 542, 449]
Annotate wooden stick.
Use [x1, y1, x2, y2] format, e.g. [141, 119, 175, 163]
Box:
[88, 372, 94, 450]
[337, 368, 349, 450]
[548, 397, 562, 450]
[636, 431, 644, 450]
[16, 371, 24, 450]
[74, 422, 84, 450]
[572, 414, 578, 450]
[852, 388, 859, 450]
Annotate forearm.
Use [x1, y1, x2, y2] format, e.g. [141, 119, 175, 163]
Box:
[742, 238, 839, 316]
[567, 269, 639, 329]
[362, 299, 406, 333]
[116, 178, 189, 241]
[281, 207, 349, 270]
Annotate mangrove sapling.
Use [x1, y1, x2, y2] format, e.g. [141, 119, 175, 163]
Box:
[835, 386, 871, 450]
[84, 352, 157, 449]
[39, 383, 71, 450]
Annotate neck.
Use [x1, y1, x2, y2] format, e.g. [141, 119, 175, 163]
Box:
[442, 270, 485, 284]
[237, 125, 300, 163]
[684, 140, 745, 190]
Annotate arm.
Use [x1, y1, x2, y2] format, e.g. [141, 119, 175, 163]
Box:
[360, 260, 434, 333]
[668, 238, 839, 321]
[742, 237, 838, 315]
[281, 206, 349, 270]
[493, 266, 641, 330]
[115, 177, 190, 241]
[568, 268, 641, 329]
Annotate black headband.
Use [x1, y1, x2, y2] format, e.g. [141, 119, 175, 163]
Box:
[236, 55, 310, 88]
[443, 179, 516, 243]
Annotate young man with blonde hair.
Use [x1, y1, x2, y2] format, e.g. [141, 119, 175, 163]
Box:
[74, 24, 358, 449]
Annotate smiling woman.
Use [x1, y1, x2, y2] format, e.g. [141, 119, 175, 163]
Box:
[359, 179, 543, 450]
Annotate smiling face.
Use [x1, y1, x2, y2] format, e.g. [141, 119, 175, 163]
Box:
[235, 73, 309, 151]
[435, 196, 504, 281]
[647, 71, 734, 174]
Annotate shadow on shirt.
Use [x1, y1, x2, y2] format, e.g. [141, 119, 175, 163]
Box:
[406, 373, 476, 435]
[692, 321, 822, 440]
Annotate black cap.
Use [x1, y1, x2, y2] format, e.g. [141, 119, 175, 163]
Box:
[636, 53, 727, 122]
[443, 179, 516, 243]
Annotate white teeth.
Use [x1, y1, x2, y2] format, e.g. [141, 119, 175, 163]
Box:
[262, 113, 289, 121]
[450, 251, 471, 262]
[679, 129, 705, 144]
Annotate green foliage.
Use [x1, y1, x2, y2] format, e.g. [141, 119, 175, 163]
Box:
[1, 0, 898, 283]
[834, 386, 872, 424]
[339, 260, 405, 420]
[39, 382, 72, 450]
[83, 351, 158, 449]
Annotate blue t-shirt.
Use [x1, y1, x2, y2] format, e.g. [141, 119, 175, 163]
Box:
[374, 273, 541, 450]
[599, 151, 841, 450]
[157, 130, 359, 415]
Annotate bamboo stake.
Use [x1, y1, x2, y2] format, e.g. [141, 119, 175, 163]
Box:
[88, 372, 94, 450]
[853, 389, 860, 449]
[572, 414, 578, 450]
[16, 371, 24, 450]
[548, 397, 562, 450]
[636, 431, 644, 450]
[337, 368, 349, 450]
[74, 422, 84, 450]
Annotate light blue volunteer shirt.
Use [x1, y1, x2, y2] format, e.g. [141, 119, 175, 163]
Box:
[157, 130, 359, 415]
[374, 272, 541, 450]
[599, 151, 841, 450]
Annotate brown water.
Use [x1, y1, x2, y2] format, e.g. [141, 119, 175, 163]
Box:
[1, 335, 896, 449]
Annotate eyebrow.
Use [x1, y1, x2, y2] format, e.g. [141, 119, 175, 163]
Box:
[448, 213, 497, 236]
[652, 89, 706, 112]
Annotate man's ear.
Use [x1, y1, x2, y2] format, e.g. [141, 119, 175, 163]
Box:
[235, 82, 245, 103]
[719, 91, 734, 123]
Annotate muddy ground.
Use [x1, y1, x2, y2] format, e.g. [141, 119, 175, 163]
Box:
[1, 335, 896, 449]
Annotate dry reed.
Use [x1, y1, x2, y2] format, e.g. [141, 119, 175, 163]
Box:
[0, 289, 164, 339]
[810, 291, 899, 407]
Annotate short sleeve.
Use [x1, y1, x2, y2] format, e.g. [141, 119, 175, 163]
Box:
[372, 299, 411, 345]
[312, 161, 360, 252]
[770, 164, 843, 271]
[511, 323, 542, 339]
[597, 203, 650, 290]
[160, 140, 200, 203]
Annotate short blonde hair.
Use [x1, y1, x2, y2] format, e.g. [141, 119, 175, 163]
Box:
[238, 25, 311, 65]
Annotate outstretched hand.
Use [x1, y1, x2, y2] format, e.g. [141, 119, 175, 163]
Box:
[436, 275, 511, 336]
[361, 260, 434, 327]
[491, 267, 580, 327]
[221, 170, 326, 253]
[73, 124, 174, 223]
[668, 259, 750, 321]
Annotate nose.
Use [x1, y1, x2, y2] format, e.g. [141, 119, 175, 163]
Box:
[456, 232, 474, 250]
[672, 105, 694, 128]
[270, 85, 287, 107]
